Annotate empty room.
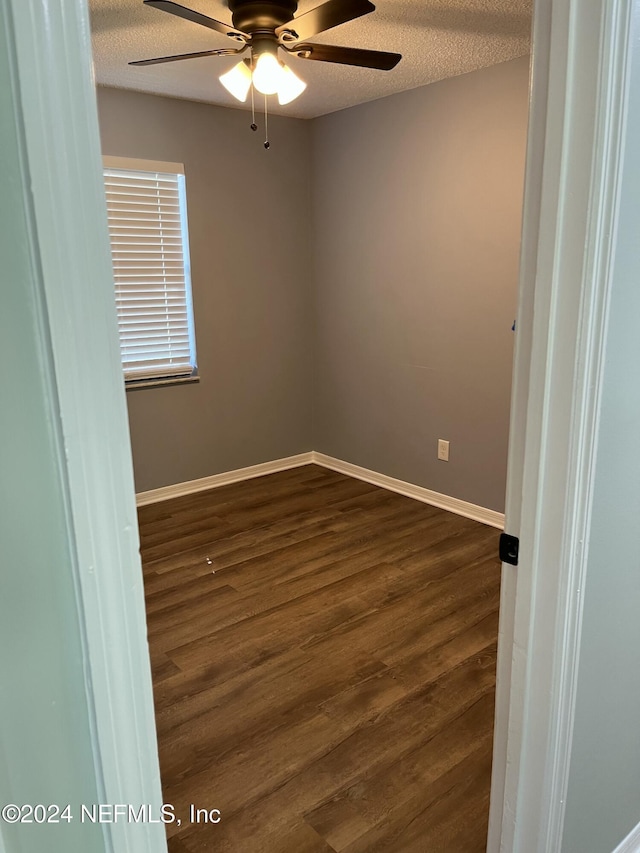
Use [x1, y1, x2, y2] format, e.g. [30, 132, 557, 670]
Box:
[7, 1, 640, 852]
[91, 0, 530, 850]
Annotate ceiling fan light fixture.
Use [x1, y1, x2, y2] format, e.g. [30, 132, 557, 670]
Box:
[219, 60, 252, 101]
[277, 64, 307, 105]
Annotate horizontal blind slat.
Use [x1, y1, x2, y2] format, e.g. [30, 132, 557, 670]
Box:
[120, 344, 191, 355]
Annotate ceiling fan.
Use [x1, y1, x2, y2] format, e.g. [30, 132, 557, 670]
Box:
[130, 0, 402, 107]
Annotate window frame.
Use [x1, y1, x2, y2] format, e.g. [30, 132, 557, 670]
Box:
[102, 155, 198, 389]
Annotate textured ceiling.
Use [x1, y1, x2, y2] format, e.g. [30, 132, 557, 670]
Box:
[89, 0, 532, 119]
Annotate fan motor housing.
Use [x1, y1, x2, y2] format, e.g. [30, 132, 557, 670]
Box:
[228, 0, 298, 32]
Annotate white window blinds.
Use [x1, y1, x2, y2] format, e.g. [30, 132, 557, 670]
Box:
[103, 158, 197, 383]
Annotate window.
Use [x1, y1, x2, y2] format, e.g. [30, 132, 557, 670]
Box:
[103, 156, 197, 385]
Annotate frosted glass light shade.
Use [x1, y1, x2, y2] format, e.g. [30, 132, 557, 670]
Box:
[277, 65, 307, 105]
[220, 54, 307, 105]
[219, 61, 252, 102]
[252, 53, 282, 95]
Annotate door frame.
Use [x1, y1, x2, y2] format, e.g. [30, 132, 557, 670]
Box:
[5, 1, 167, 850]
[488, 0, 633, 849]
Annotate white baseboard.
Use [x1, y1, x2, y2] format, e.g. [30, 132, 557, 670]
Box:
[135, 450, 505, 529]
[135, 452, 314, 507]
[311, 452, 505, 529]
[613, 821, 640, 853]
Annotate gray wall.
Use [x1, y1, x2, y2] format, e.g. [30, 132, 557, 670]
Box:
[97, 88, 314, 493]
[312, 56, 530, 512]
[98, 58, 529, 509]
[562, 20, 640, 851]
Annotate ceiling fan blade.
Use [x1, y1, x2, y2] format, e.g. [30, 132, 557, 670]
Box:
[129, 46, 247, 66]
[276, 0, 374, 43]
[288, 43, 401, 70]
[143, 1, 247, 41]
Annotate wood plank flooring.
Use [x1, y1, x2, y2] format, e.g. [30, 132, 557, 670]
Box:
[138, 464, 501, 852]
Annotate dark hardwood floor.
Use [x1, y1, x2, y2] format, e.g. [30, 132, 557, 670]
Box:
[138, 464, 501, 852]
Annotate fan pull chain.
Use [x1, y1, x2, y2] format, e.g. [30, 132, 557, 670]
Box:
[264, 93, 270, 150]
[250, 76, 257, 132]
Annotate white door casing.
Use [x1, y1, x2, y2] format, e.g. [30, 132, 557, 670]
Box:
[488, 0, 634, 850]
[4, 0, 168, 851]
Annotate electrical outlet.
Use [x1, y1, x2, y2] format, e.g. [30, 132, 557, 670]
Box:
[437, 439, 450, 461]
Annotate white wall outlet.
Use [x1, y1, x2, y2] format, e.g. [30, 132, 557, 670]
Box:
[437, 439, 450, 461]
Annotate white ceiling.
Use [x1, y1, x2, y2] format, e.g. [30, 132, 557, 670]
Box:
[89, 0, 532, 119]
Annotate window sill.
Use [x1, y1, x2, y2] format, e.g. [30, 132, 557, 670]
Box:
[125, 374, 200, 392]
